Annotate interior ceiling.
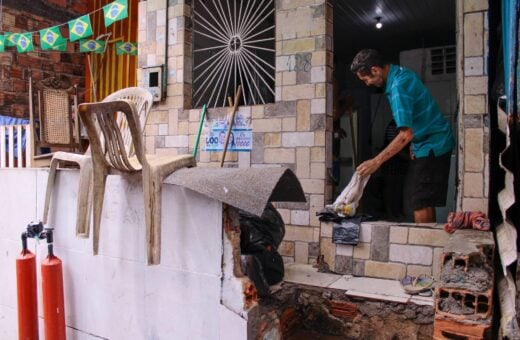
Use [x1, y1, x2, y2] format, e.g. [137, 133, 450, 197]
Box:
[334, 0, 456, 60]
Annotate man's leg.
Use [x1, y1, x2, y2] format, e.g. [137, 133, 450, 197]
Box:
[414, 207, 436, 223]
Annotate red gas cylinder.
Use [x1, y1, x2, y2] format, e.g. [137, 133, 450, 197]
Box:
[41, 228, 66, 340]
[16, 248, 39, 340]
[41, 254, 66, 340]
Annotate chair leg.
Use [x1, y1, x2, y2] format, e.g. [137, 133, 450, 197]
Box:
[143, 169, 163, 265]
[91, 164, 108, 255]
[43, 157, 60, 224]
[75, 160, 92, 237]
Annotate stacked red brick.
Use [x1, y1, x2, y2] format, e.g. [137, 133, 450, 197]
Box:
[433, 229, 495, 339]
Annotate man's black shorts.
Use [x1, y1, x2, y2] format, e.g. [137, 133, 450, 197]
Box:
[411, 150, 452, 210]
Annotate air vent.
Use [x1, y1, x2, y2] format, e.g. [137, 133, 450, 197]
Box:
[431, 46, 456, 75]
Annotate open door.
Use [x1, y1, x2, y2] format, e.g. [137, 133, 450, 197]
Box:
[332, 0, 457, 222]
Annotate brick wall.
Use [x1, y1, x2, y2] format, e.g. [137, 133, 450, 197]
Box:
[138, 0, 334, 264]
[0, 0, 87, 118]
[457, 0, 489, 212]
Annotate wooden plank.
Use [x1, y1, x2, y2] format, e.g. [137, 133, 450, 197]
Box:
[0, 126, 6, 167]
[16, 125, 23, 168]
[25, 125, 32, 168]
[8, 126, 14, 168]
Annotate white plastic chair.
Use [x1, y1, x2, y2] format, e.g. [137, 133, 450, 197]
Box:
[43, 87, 154, 237]
[78, 96, 195, 265]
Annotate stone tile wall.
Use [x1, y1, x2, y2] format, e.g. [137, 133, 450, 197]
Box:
[138, 0, 334, 264]
[138, 0, 490, 266]
[321, 221, 450, 281]
[458, 0, 489, 212]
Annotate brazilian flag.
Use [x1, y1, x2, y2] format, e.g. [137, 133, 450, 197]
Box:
[68, 14, 93, 42]
[40, 26, 66, 50]
[51, 42, 68, 52]
[116, 41, 137, 56]
[80, 39, 105, 53]
[0, 35, 4, 52]
[103, 0, 128, 27]
[5, 33, 19, 47]
[17, 33, 34, 53]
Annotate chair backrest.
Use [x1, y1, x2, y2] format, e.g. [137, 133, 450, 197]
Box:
[101, 87, 153, 158]
[79, 88, 153, 172]
[29, 76, 80, 151]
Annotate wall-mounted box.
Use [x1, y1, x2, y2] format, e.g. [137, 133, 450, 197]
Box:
[142, 65, 165, 102]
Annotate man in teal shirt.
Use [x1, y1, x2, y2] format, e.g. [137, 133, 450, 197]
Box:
[350, 49, 454, 223]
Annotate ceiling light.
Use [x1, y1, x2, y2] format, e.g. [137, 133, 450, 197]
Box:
[375, 17, 383, 29]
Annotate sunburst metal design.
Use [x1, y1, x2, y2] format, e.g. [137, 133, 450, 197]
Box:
[193, 0, 275, 108]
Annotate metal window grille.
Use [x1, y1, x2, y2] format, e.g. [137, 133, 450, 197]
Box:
[192, 0, 275, 108]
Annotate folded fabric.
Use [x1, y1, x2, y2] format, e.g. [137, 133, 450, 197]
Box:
[326, 172, 370, 217]
[444, 211, 491, 233]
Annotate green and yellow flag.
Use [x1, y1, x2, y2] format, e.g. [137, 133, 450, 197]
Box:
[5, 33, 19, 47]
[80, 39, 105, 53]
[51, 42, 68, 52]
[116, 41, 137, 56]
[68, 14, 93, 42]
[17, 33, 34, 53]
[0, 35, 5, 52]
[103, 0, 128, 27]
[40, 26, 66, 50]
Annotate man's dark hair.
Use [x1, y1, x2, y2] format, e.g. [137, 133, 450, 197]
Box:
[350, 49, 387, 75]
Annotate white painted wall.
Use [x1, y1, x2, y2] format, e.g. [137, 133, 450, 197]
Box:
[0, 169, 248, 340]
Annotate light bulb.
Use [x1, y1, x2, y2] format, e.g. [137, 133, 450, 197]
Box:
[375, 17, 383, 29]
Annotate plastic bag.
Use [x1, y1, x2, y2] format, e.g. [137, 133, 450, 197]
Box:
[239, 202, 285, 252]
[239, 203, 285, 297]
[332, 217, 362, 245]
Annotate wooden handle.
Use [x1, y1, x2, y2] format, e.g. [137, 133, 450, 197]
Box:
[220, 85, 242, 167]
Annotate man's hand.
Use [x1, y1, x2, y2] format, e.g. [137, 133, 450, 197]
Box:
[356, 158, 381, 177]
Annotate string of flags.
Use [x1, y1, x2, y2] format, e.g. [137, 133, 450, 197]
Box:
[0, 0, 137, 55]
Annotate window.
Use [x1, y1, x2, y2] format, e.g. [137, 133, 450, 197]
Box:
[431, 46, 456, 75]
[192, 0, 275, 108]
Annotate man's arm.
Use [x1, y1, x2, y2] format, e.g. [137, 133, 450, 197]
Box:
[356, 127, 414, 176]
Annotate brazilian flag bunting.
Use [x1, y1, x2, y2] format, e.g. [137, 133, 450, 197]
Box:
[5, 33, 19, 47]
[0, 36, 4, 53]
[68, 14, 93, 42]
[17, 33, 34, 53]
[103, 0, 128, 27]
[116, 41, 137, 56]
[40, 26, 66, 50]
[51, 42, 68, 52]
[80, 39, 105, 53]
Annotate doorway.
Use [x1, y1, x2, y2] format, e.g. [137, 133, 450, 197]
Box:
[331, 0, 457, 222]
